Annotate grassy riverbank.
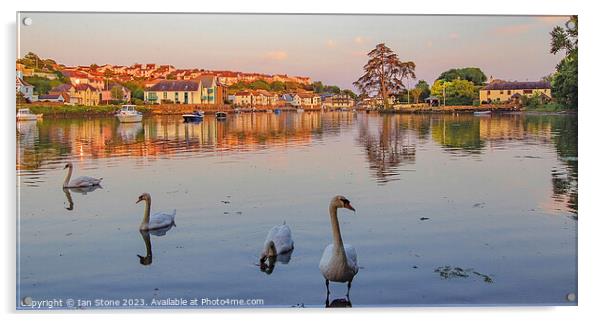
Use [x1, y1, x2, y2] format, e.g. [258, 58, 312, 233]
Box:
[18, 105, 153, 117]
[523, 102, 574, 113]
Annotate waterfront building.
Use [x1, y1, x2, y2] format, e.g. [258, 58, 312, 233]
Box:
[144, 76, 225, 105]
[479, 81, 551, 103]
[16, 77, 36, 102]
[322, 94, 355, 109]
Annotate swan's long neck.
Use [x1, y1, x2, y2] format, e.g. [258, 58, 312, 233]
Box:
[329, 204, 347, 260]
[63, 166, 73, 187]
[140, 198, 151, 229]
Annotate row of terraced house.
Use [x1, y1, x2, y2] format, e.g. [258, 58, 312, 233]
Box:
[229, 91, 356, 109]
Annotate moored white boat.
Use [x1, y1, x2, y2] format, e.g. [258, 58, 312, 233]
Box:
[17, 108, 42, 121]
[116, 105, 143, 123]
[474, 110, 492, 115]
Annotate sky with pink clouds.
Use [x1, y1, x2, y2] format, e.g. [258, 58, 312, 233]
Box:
[18, 13, 571, 90]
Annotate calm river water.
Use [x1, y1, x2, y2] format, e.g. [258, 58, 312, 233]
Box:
[16, 111, 577, 308]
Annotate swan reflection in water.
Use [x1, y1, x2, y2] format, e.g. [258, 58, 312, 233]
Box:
[62, 185, 102, 211]
[137, 223, 175, 266]
[259, 249, 294, 275]
[325, 292, 352, 308]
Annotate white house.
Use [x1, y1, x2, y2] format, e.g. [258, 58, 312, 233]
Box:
[16, 77, 36, 102]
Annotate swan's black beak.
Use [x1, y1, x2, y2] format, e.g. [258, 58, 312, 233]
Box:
[63, 164, 69, 169]
[136, 197, 143, 204]
[344, 203, 355, 212]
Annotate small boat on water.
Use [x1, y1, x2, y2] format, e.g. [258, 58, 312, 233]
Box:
[233, 108, 242, 114]
[216, 111, 227, 120]
[474, 110, 492, 116]
[17, 108, 43, 121]
[296, 108, 304, 113]
[116, 105, 143, 123]
[273, 108, 281, 114]
[182, 110, 204, 122]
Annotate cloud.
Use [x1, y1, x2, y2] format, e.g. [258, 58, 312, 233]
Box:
[449, 32, 460, 39]
[494, 23, 532, 35]
[354, 36, 367, 45]
[264, 50, 288, 61]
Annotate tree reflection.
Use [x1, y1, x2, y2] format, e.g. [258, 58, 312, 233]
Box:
[356, 115, 416, 184]
[549, 115, 578, 216]
[431, 115, 484, 153]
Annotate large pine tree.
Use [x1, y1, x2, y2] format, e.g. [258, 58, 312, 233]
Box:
[354, 43, 415, 109]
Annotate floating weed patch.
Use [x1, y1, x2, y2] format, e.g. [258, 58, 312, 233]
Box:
[434, 266, 494, 283]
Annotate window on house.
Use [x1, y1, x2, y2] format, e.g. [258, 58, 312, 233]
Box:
[163, 92, 167, 99]
[487, 90, 490, 95]
[500, 91, 504, 94]
[507, 90, 511, 95]
[524, 89, 533, 94]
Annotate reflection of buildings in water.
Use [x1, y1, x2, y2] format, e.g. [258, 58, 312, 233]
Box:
[356, 114, 416, 183]
[16, 113, 354, 170]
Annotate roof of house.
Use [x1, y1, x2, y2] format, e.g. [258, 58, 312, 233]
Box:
[482, 81, 551, 90]
[148, 80, 200, 92]
[50, 84, 74, 92]
[16, 77, 32, 87]
[198, 75, 217, 88]
[39, 94, 63, 100]
[74, 84, 98, 91]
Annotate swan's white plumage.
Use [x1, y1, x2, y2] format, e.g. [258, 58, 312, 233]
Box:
[319, 243, 358, 282]
[146, 210, 176, 230]
[67, 175, 102, 188]
[264, 223, 294, 254]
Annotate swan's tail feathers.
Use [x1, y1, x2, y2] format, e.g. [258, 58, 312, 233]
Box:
[283, 220, 286, 225]
[172, 209, 177, 218]
[98, 177, 103, 182]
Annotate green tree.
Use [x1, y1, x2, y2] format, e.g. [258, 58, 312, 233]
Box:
[110, 85, 125, 101]
[324, 85, 341, 94]
[341, 89, 357, 99]
[552, 53, 577, 109]
[549, 16, 578, 109]
[249, 80, 270, 90]
[124, 81, 145, 101]
[311, 81, 324, 93]
[415, 80, 431, 101]
[270, 81, 285, 92]
[550, 15, 577, 56]
[431, 79, 476, 105]
[437, 67, 487, 85]
[24, 76, 63, 95]
[354, 43, 416, 109]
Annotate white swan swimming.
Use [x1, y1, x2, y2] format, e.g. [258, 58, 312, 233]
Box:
[136, 193, 176, 231]
[319, 195, 358, 296]
[260, 222, 294, 263]
[63, 162, 103, 188]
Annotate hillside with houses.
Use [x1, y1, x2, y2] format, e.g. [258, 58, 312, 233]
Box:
[16, 52, 356, 111]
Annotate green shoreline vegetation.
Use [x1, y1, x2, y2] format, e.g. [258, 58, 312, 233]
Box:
[20, 104, 152, 116]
